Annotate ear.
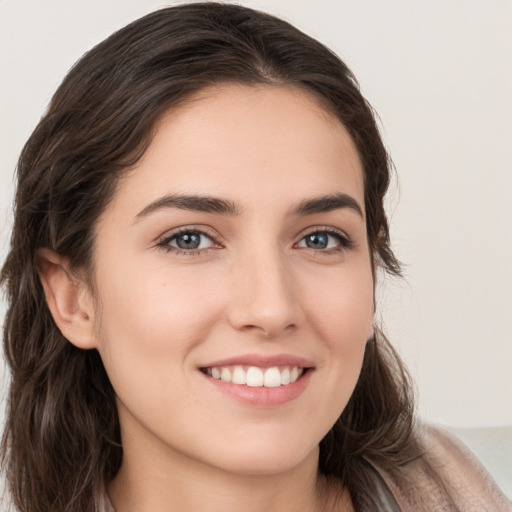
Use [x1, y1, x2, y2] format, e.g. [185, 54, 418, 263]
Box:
[36, 248, 97, 350]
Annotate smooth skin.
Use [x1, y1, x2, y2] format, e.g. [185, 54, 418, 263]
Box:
[39, 84, 374, 512]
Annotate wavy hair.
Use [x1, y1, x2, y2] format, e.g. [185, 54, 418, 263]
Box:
[1, 3, 418, 511]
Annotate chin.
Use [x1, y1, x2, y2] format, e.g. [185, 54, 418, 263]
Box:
[200, 431, 321, 477]
[216, 452, 317, 477]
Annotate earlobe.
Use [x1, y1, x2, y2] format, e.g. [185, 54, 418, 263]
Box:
[36, 248, 97, 350]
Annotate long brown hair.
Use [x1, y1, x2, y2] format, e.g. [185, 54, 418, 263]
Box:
[1, 3, 418, 511]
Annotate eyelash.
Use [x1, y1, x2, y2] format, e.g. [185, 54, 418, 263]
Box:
[298, 227, 353, 255]
[156, 226, 353, 256]
[156, 227, 220, 256]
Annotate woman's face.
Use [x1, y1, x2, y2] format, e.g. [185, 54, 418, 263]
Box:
[89, 84, 374, 475]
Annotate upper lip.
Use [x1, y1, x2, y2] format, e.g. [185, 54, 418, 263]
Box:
[199, 353, 315, 369]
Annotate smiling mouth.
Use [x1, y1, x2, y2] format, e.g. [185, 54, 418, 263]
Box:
[200, 365, 307, 388]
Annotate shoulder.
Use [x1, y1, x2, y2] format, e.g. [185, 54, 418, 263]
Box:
[368, 423, 512, 512]
[420, 424, 510, 511]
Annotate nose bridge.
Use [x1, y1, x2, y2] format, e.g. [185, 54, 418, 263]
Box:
[228, 240, 299, 337]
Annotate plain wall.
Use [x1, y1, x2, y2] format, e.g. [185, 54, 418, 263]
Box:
[0, 0, 511, 431]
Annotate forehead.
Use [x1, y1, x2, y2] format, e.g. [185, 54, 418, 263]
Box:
[109, 84, 364, 217]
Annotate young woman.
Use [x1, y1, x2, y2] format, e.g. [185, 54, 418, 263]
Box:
[1, 3, 509, 512]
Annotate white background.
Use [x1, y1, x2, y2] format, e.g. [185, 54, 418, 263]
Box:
[0, 0, 511, 431]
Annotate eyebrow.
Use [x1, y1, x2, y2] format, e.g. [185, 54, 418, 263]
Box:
[135, 194, 242, 220]
[134, 192, 364, 221]
[289, 193, 364, 218]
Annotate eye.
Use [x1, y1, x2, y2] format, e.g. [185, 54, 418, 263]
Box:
[157, 228, 218, 254]
[296, 229, 351, 252]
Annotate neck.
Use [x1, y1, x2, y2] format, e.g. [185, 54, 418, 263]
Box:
[108, 427, 351, 512]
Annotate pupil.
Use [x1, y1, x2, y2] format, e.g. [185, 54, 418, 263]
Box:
[307, 233, 328, 249]
[177, 233, 200, 249]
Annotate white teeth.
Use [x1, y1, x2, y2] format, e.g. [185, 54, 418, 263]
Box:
[231, 366, 246, 385]
[206, 365, 305, 387]
[246, 367, 264, 387]
[220, 367, 232, 382]
[263, 367, 281, 387]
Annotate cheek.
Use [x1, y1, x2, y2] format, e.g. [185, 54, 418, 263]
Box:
[304, 261, 374, 346]
[301, 262, 373, 407]
[98, 260, 221, 335]
[93, 264, 226, 396]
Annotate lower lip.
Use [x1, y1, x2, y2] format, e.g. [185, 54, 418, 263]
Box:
[200, 369, 313, 407]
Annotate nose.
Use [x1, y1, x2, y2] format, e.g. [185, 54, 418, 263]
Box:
[227, 246, 302, 338]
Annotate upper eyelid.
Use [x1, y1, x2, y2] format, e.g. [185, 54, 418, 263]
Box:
[295, 227, 355, 253]
[157, 225, 221, 243]
[155, 228, 221, 256]
[155, 224, 352, 250]
[298, 225, 350, 240]
[158, 225, 349, 238]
